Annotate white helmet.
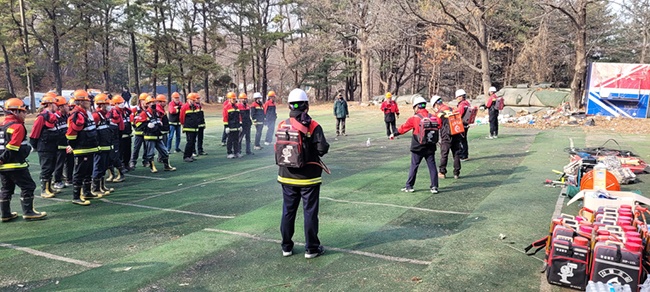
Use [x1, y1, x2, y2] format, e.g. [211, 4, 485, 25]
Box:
[413, 96, 427, 107]
[489, 86, 497, 93]
[455, 89, 466, 97]
[431, 95, 442, 107]
[287, 88, 309, 103]
[253, 92, 263, 99]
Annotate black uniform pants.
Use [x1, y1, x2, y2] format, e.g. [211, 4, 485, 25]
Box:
[336, 118, 346, 135]
[184, 132, 197, 159]
[489, 110, 499, 137]
[197, 127, 205, 153]
[240, 125, 252, 154]
[54, 149, 73, 183]
[385, 121, 397, 137]
[405, 151, 438, 189]
[439, 137, 462, 176]
[110, 138, 122, 169]
[459, 127, 469, 159]
[254, 124, 264, 147]
[38, 151, 57, 181]
[227, 130, 240, 155]
[92, 150, 110, 179]
[0, 168, 36, 201]
[281, 184, 321, 254]
[120, 136, 132, 168]
[73, 153, 94, 186]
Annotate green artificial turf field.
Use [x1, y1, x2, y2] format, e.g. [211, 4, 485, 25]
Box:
[1, 106, 649, 291]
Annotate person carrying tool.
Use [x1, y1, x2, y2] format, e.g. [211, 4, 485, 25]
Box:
[391, 96, 442, 193]
[433, 96, 462, 179]
[380, 92, 400, 139]
[0, 98, 48, 221]
[180, 93, 201, 162]
[251, 92, 265, 150]
[277, 88, 330, 259]
[263, 91, 278, 145]
[238, 93, 253, 155]
[167, 92, 183, 152]
[485, 86, 501, 139]
[29, 94, 61, 198]
[67, 89, 101, 205]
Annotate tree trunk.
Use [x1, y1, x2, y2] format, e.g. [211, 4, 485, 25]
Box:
[359, 31, 370, 103]
[127, 0, 140, 94]
[2, 45, 15, 95]
[102, 9, 111, 92]
[202, 3, 209, 102]
[52, 25, 63, 95]
[262, 48, 268, 98]
[571, 27, 587, 110]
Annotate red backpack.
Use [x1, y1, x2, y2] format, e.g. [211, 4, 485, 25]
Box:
[415, 114, 438, 145]
[275, 118, 319, 168]
[496, 97, 505, 111]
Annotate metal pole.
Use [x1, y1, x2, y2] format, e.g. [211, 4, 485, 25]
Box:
[18, 0, 35, 113]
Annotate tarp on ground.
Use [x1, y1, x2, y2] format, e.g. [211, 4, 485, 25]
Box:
[498, 88, 571, 107]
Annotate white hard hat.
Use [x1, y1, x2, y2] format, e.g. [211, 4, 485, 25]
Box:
[489, 86, 497, 92]
[455, 89, 466, 97]
[431, 95, 442, 106]
[413, 96, 427, 107]
[253, 92, 263, 99]
[287, 88, 309, 103]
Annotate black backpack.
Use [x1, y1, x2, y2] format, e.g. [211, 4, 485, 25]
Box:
[415, 114, 438, 145]
[275, 118, 319, 168]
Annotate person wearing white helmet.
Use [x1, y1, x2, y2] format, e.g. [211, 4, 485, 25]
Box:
[455, 89, 471, 161]
[276, 88, 329, 259]
[390, 96, 442, 193]
[431, 96, 462, 179]
[251, 92, 265, 150]
[485, 86, 501, 139]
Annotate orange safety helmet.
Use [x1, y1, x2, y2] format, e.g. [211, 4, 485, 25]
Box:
[55, 96, 67, 106]
[112, 95, 125, 104]
[73, 89, 90, 101]
[187, 92, 199, 101]
[267, 90, 276, 97]
[226, 92, 236, 99]
[155, 94, 167, 102]
[139, 93, 149, 100]
[238, 93, 247, 100]
[145, 96, 156, 104]
[171, 92, 180, 98]
[41, 96, 57, 105]
[68, 98, 76, 106]
[44, 92, 57, 99]
[4, 98, 26, 111]
[94, 93, 110, 104]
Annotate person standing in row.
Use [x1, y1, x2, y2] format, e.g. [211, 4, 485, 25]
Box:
[156, 95, 170, 152]
[138, 96, 176, 172]
[433, 96, 462, 179]
[53, 96, 73, 190]
[116, 96, 133, 174]
[167, 92, 183, 152]
[91, 94, 115, 197]
[67, 89, 101, 205]
[455, 89, 471, 161]
[0, 98, 47, 221]
[238, 93, 253, 155]
[485, 86, 500, 139]
[391, 96, 441, 194]
[221, 93, 233, 147]
[263, 91, 277, 145]
[224, 93, 241, 158]
[130, 93, 149, 170]
[180, 93, 201, 162]
[29, 95, 61, 198]
[196, 97, 207, 156]
[380, 92, 400, 139]
[277, 88, 329, 259]
[106, 95, 126, 183]
[333, 93, 348, 137]
[251, 93, 265, 150]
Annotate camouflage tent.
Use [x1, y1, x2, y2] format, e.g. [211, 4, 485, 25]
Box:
[497, 87, 571, 107]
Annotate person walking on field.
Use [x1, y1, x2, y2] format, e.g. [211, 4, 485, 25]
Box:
[433, 96, 463, 179]
[263, 91, 278, 145]
[380, 92, 400, 139]
[485, 86, 501, 139]
[277, 88, 329, 259]
[251, 93, 265, 150]
[0, 98, 47, 222]
[455, 89, 472, 161]
[333, 93, 349, 137]
[391, 96, 442, 194]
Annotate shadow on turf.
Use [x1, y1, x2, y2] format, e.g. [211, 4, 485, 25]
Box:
[461, 151, 533, 162]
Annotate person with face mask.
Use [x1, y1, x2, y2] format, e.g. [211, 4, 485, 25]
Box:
[238, 93, 253, 155]
[29, 93, 61, 198]
[52, 96, 73, 190]
[105, 95, 127, 183]
[91, 94, 115, 197]
[251, 92, 265, 150]
[167, 92, 183, 152]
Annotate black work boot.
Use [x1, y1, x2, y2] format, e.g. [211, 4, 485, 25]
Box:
[21, 196, 47, 220]
[72, 185, 90, 206]
[163, 159, 176, 171]
[1, 199, 18, 222]
[90, 179, 106, 197]
[82, 181, 102, 200]
[112, 168, 125, 183]
[100, 178, 114, 194]
[40, 180, 55, 198]
[47, 179, 60, 194]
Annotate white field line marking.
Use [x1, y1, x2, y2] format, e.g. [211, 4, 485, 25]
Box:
[125, 174, 168, 180]
[539, 191, 566, 292]
[203, 228, 432, 266]
[101, 199, 235, 219]
[132, 164, 276, 203]
[321, 197, 470, 215]
[0, 243, 101, 268]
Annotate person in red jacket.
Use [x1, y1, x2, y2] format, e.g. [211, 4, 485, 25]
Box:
[180, 93, 201, 162]
[433, 96, 462, 179]
[29, 94, 61, 198]
[391, 96, 442, 194]
[0, 98, 47, 221]
[238, 93, 253, 155]
[455, 89, 471, 161]
[167, 92, 182, 152]
[91, 94, 115, 196]
[223, 93, 242, 158]
[380, 92, 400, 139]
[220, 94, 233, 147]
[263, 91, 278, 145]
[485, 86, 500, 139]
[106, 95, 127, 183]
[52, 96, 73, 190]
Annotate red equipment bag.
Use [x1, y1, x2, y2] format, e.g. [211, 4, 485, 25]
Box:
[447, 113, 465, 135]
[590, 241, 643, 291]
[546, 238, 590, 290]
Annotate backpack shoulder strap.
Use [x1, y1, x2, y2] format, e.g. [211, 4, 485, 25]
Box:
[288, 118, 309, 134]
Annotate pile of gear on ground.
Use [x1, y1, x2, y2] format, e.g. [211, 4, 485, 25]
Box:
[527, 140, 650, 291]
